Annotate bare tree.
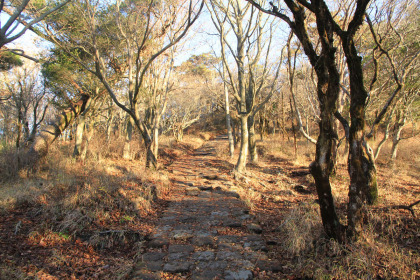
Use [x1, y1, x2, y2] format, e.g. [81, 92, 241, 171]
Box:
[209, 0, 282, 171]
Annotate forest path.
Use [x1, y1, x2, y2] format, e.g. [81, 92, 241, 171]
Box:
[129, 136, 280, 280]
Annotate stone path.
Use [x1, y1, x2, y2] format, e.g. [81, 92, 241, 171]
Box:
[130, 136, 280, 280]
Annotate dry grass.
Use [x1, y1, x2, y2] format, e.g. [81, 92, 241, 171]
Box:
[0, 136, 171, 279]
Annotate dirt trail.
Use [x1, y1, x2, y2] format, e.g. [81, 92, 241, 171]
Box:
[129, 136, 280, 280]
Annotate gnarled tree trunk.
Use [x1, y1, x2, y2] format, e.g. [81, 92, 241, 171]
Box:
[26, 94, 90, 165]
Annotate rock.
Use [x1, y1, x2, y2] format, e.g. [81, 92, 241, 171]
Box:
[186, 186, 200, 196]
[293, 185, 312, 194]
[191, 269, 223, 280]
[168, 252, 189, 262]
[225, 191, 240, 198]
[198, 191, 212, 198]
[192, 236, 214, 246]
[168, 244, 195, 254]
[145, 261, 164, 272]
[211, 211, 229, 217]
[225, 220, 242, 228]
[216, 250, 242, 261]
[243, 235, 267, 251]
[192, 251, 215, 261]
[217, 235, 240, 244]
[256, 260, 283, 272]
[240, 214, 252, 220]
[197, 261, 228, 270]
[224, 270, 253, 280]
[172, 230, 194, 240]
[142, 252, 165, 262]
[203, 174, 218, 180]
[198, 186, 213, 191]
[148, 237, 169, 248]
[131, 271, 159, 280]
[163, 261, 193, 273]
[247, 223, 263, 234]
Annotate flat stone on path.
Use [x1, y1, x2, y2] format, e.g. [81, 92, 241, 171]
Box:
[247, 223, 263, 234]
[163, 261, 193, 273]
[148, 237, 169, 248]
[192, 251, 215, 261]
[168, 244, 195, 253]
[142, 252, 165, 262]
[225, 270, 253, 280]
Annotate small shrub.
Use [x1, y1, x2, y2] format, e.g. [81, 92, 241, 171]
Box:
[277, 202, 323, 257]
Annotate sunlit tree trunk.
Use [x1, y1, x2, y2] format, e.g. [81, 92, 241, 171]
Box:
[390, 110, 406, 161]
[236, 114, 249, 173]
[80, 119, 94, 161]
[73, 114, 85, 157]
[123, 117, 133, 160]
[223, 67, 235, 158]
[27, 95, 90, 165]
[248, 114, 258, 163]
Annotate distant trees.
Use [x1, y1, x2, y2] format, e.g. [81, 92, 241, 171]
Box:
[1, 65, 49, 148]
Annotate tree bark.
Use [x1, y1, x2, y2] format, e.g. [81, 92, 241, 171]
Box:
[289, 97, 298, 159]
[248, 114, 258, 163]
[236, 114, 249, 173]
[390, 112, 406, 161]
[123, 117, 133, 160]
[344, 41, 378, 240]
[73, 114, 86, 158]
[80, 119, 94, 161]
[224, 74, 234, 158]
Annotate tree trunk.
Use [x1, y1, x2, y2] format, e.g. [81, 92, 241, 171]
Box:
[224, 84, 234, 158]
[232, 120, 238, 148]
[289, 97, 298, 159]
[73, 114, 86, 158]
[390, 113, 406, 161]
[145, 138, 157, 169]
[151, 125, 159, 162]
[235, 114, 248, 173]
[16, 115, 22, 148]
[309, 74, 344, 243]
[80, 119, 94, 161]
[248, 114, 258, 163]
[123, 117, 133, 160]
[344, 42, 378, 240]
[106, 114, 114, 141]
[374, 121, 390, 160]
[26, 95, 90, 166]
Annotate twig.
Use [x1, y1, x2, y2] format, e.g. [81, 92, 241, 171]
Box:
[391, 200, 420, 217]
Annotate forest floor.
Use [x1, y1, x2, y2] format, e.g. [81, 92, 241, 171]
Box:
[0, 134, 419, 279]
